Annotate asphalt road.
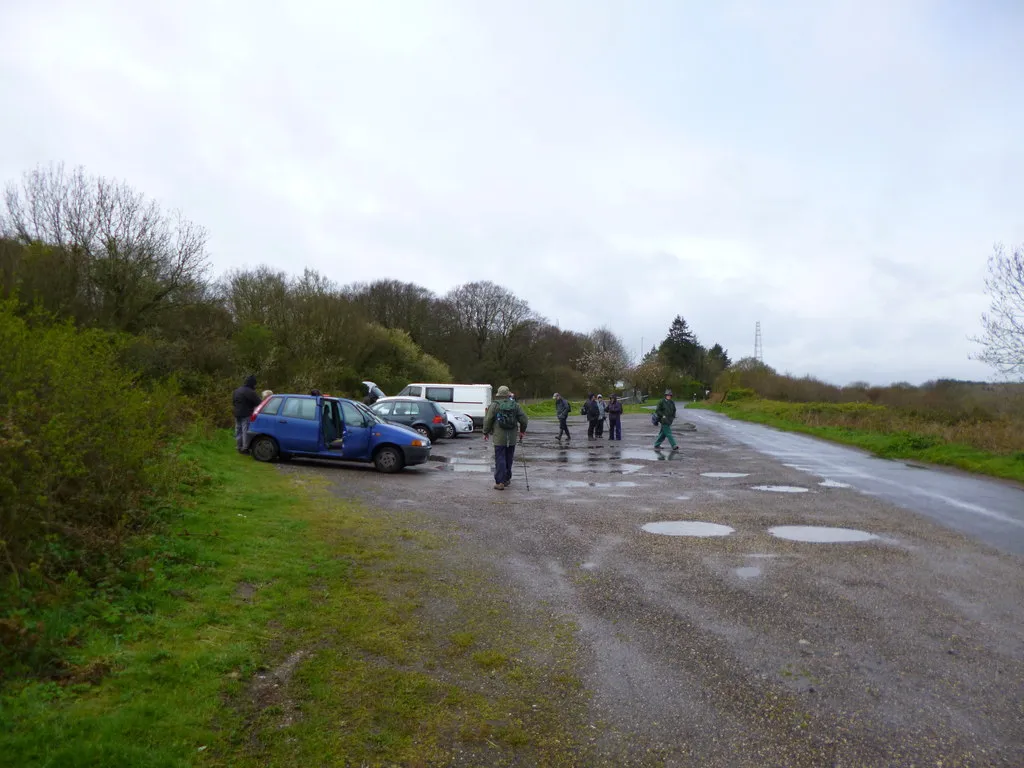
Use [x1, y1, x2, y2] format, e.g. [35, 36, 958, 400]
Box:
[307, 411, 1024, 766]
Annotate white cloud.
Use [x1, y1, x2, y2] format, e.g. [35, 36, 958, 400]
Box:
[2, 0, 1022, 384]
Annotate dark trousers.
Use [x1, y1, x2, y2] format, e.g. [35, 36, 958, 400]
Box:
[587, 419, 599, 438]
[608, 417, 621, 440]
[595, 417, 605, 437]
[558, 418, 570, 439]
[493, 443, 516, 484]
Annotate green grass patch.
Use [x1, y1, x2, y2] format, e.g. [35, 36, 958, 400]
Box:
[1, 430, 590, 766]
[522, 398, 654, 418]
[691, 400, 1024, 484]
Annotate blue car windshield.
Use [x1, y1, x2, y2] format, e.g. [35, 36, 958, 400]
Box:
[354, 401, 384, 425]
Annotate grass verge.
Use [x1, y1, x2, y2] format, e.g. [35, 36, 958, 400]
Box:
[690, 400, 1024, 484]
[522, 399, 654, 418]
[1, 430, 589, 767]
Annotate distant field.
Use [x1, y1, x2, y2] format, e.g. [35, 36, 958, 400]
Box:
[690, 399, 1024, 484]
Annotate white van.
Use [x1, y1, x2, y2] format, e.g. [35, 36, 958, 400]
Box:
[397, 383, 493, 426]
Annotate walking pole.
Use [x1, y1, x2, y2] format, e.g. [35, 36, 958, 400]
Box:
[519, 434, 530, 491]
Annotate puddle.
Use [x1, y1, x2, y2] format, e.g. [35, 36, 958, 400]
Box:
[769, 526, 878, 543]
[566, 480, 638, 489]
[752, 485, 809, 493]
[433, 463, 490, 473]
[558, 462, 643, 475]
[744, 553, 783, 559]
[735, 566, 762, 579]
[611, 448, 674, 461]
[642, 521, 735, 537]
[580, 562, 598, 570]
[701, 472, 750, 479]
[819, 479, 852, 488]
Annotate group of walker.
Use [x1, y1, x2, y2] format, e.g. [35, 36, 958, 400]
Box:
[482, 387, 681, 491]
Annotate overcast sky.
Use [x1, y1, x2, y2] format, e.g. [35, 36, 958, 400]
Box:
[2, 1, 1022, 385]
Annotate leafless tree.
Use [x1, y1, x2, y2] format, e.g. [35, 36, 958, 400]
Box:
[445, 281, 535, 362]
[972, 244, 1024, 379]
[1, 164, 208, 331]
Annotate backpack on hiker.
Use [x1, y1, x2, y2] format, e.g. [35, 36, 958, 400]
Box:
[495, 399, 520, 430]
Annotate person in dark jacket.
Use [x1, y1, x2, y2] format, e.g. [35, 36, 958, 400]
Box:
[232, 375, 263, 453]
[653, 388, 679, 450]
[482, 385, 529, 490]
[607, 395, 623, 440]
[595, 394, 607, 437]
[584, 393, 600, 439]
[554, 392, 571, 442]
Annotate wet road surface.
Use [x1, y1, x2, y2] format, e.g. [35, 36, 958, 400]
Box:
[293, 412, 1024, 766]
[685, 408, 1024, 556]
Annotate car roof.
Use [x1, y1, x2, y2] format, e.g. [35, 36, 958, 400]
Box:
[374, 396, 433, 402]
[270, 393, 356, 403]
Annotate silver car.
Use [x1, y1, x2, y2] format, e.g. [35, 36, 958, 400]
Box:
[443, 409, 474, 439]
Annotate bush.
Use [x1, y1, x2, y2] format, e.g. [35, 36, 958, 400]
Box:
[723, 388, 757, 402]
[0, 302, 186, 585]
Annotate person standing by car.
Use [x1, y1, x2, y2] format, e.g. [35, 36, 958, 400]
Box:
[482, 385, 528, 490]
[232, 375, 263, 453]
[607, 394, 623, 440]
[653, 388, 679, 451]
[554, 392, 571, 442]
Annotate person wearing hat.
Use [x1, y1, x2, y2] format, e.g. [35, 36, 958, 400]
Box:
[554, 392, 571, 442]
[595, 394, 607, 437]
[607, 394, 623, 440]
[653, 388, 679, 450]
[482, 385, 529, 490]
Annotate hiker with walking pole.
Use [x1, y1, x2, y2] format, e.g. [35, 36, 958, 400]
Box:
[653, 388, 679, 451]
[482, 385, 528, 491]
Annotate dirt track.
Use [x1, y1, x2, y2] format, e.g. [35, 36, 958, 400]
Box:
[296, 412, 1024, 766]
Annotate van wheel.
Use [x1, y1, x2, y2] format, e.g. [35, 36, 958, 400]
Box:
[444, 423, 457, 439]
[251, 436, 279, 462]
[374, 446, 404, 473]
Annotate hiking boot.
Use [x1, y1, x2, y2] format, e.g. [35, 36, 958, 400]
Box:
[493, 482, 505, 490]
[671, 446, 680, 451]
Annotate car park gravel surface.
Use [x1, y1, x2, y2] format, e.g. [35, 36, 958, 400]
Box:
[285, 412, 1024, 766]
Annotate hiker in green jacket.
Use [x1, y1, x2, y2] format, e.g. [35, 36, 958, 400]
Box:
[482, 385, 528, 490]
[653, 388, 679, 450]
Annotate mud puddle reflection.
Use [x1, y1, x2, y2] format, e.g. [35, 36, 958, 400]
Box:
[769, 526, 878, 543]
[642, 521, 735, 537]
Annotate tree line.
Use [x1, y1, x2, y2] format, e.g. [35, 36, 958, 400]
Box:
[0, 165, 733, 421]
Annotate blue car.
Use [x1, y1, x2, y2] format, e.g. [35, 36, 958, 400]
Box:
[246, 393, 431, 473]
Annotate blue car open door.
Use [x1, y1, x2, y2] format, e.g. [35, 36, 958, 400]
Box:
[338, 399, 371, 460]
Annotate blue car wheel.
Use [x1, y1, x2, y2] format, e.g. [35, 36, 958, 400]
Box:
[250, 435, 279, 462]
[373, 446, 403, 473]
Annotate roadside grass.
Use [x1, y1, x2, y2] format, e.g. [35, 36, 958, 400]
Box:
[1, 430, 589, 766]
[691, 400, 1024, 484]
[522, 399, 654, 418]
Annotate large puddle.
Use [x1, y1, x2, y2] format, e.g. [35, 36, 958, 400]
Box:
[642, 521, 735, 537]
[566, 480, 638, 489]
[701, 472, 750, 479]
[768, 526, 878, 543]
[430, 456, 491, 473]
[752, 485, 809, 493]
